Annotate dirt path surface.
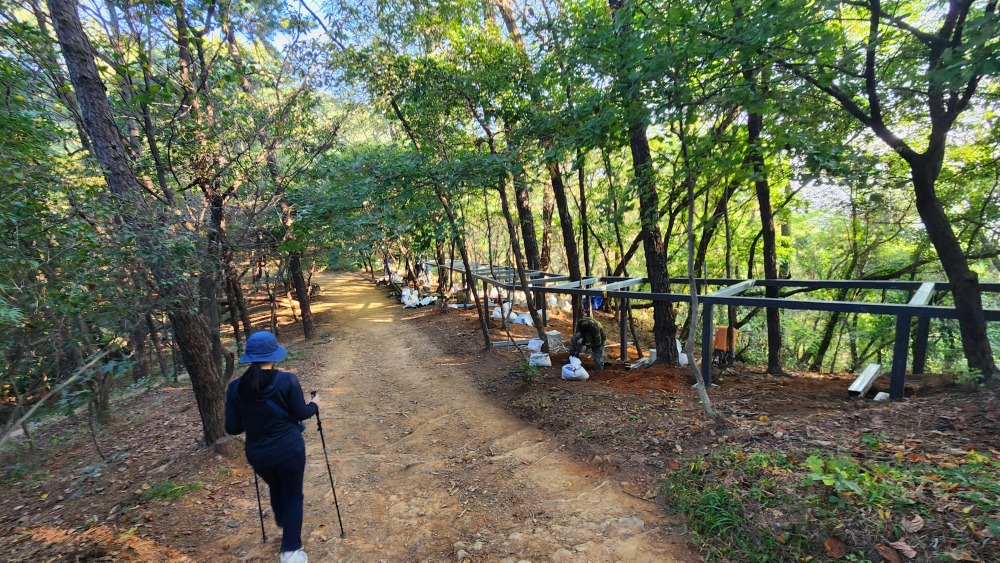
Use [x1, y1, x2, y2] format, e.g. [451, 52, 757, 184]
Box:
[246, 271, 694, 562]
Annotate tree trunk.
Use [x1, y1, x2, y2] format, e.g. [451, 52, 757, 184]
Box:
[223, 275, 244, 352]
[628, 122, 677, 364]
[27, 0, 92, 153]
[692, 172, 743, 277]
[911, 157, 995, 376]
[682, 125, 720, 418]
[201, 185, 225, 369]
[611, 1, 677, 364]
[170, 311, 227, 444]
[131, 322, 149, 383]
[539, 184, 554, 271]
[577, 150, 591, 277]
[808, 305, 845, 372]
[511, 167, 541, 271]
[747, 110, 783, 374]
[497, 175, 546, 340]
[547, 159, 584, 323]
[288, 252, 314, 339]
[146, 313, 170, 379]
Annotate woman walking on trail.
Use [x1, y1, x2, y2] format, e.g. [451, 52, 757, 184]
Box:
[225, 331, 319, 563]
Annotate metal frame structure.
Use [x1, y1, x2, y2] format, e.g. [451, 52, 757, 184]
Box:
[433, 261, 1000, 399]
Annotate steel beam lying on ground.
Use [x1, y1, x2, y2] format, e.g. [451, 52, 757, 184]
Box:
[848, 363, 882, 397]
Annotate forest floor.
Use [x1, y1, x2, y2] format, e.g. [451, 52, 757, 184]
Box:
[2, 270, 999, 562]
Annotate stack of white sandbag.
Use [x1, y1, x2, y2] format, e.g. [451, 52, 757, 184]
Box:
[527, 338, 550, 366]
[401, 287, 420, 308]
[558, 297, 572, 314]
[492, 301, 517, 321]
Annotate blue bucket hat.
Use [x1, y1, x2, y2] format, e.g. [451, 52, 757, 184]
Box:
[240, 331, 287, 363]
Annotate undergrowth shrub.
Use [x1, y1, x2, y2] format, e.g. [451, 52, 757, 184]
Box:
[660, 446, 1000, 561]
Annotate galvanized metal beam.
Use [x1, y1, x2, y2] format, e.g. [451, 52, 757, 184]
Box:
[708, 279, 755, 298]
[591, 278, 646, 292]
[848, 363, 882, 397]
[909, 282, 936, 306]
[546, 277, 601, 291]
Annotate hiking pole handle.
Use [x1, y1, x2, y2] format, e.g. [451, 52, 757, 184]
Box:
[310, 391, 322, 431]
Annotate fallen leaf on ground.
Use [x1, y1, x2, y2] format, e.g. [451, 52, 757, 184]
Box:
[823, 536, 847, 559]
[902, 514, 925, 533]
[887, 540, 917, 559]
[876, 544, 902, 563]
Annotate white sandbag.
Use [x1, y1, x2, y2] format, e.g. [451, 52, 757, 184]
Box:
[528, 352, 551, 367]
[676, 339, 683, 355]
[558, 298, 572, 313]
[527, 338, 544, 352]
[507, 310, 518, 322]
[678, 353, 689, 366]
[561, 356, 590, 381]
[648, 348, 657, 362]
[547, 294, 558, 308]
[492, 306, 502, 320]
[513, 313, 533, 326]
[419, 295, 436, 306]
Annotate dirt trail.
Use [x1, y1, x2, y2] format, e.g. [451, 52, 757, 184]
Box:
[245, 272, 693, 562]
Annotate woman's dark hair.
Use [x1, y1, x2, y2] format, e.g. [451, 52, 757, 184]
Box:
[238, 362, 276, 400]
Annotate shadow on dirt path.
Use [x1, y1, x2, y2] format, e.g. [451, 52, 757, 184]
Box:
[240, 271, 695, 562]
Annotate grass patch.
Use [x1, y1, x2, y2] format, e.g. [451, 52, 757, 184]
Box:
[142, 480, 203, 501]
[660, 447, 1000, 561]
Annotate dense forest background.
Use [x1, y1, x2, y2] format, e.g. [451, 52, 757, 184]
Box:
[1, 0, 999, 443]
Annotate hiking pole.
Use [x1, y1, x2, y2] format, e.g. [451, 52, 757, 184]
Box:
[312, 391, 346, 538]
[252, 471, 267, 542]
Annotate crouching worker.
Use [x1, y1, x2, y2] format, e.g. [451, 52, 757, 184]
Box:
[570, 316, 606, 371]
[225, 331, 319, 563]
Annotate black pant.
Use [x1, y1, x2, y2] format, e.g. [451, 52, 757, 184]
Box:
[254, 449, 306, 552]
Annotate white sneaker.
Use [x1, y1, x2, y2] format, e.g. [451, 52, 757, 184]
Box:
[279, 550, 307, 563]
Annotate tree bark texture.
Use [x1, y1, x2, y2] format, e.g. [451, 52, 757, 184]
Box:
[577, 150, 591, 277]
[170, 311, 227, 445]
[748, 111, 783, 374]
[547, 159, 584, 323]
[628, 122, 679, 364]
[497, 176, 546, 339]
[911, 156, 995, 375]
[540, 185, 554, 271]
[512, 168, 541, 271]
